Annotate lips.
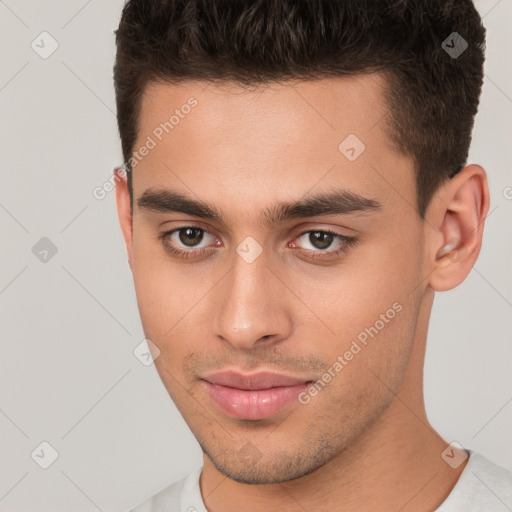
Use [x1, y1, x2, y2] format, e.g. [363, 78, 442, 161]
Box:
[201, 371, 312, 420]
[202, 371, 310, 390]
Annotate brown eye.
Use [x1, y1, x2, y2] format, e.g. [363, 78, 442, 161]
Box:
[292, 229, 359, 261]
[159, 225, 219, 259]
[178, 227, 204, 247]
[307, 231, 335, 250]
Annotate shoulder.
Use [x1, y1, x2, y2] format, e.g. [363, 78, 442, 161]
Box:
[129, 466, 203, 512]
[437, 450, 512, 511]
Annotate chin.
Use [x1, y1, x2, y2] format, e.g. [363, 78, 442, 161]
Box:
[198, 433, 343, 485]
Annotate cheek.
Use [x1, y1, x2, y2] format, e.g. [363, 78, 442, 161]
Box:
[286, 240, 421, 369]
[301, 300, 417, 415]
[130, 238, 216, 364]
[343, 236, 421, 320]
[131, 250, 196, 393]
[131, 238, 180, 338]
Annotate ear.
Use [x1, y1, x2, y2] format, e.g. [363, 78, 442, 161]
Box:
[114, 166, 133, 272]
[426, 164, 490, 292]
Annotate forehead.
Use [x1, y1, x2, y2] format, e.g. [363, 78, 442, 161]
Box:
[133, 74, 415, 224]
[139, 73, 391, 146]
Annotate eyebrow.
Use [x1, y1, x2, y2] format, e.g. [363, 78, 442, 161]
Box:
[137, 187, 382, 227]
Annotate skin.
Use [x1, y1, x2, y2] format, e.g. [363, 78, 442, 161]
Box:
[115, 73, 489, 511]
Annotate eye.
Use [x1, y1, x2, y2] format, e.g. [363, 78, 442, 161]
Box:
[159, 226, 219, 259]
[290, 229, 359, 261]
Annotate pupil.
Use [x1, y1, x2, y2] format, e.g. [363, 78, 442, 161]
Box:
[179, 228, 203, 247]
[310, 231, 332, 249]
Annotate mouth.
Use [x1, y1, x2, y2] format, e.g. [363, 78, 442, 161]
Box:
[201, 370, 314, 420]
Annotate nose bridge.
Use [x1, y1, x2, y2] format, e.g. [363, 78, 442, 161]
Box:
[212, 245, 291, 349]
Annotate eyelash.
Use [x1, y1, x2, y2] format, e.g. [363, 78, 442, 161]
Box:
[158, 226, 359, 262]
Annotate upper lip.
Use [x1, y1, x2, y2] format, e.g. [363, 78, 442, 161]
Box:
[201, 371, 311, 390]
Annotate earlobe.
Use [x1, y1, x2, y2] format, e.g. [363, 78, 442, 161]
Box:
[113, 166, 134, 271]
[428, 165, 490, 292]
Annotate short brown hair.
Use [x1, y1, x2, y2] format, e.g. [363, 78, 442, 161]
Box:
[113, 0, 486, 218]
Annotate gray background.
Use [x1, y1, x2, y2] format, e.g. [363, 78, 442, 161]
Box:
[0, 0, 511, 510]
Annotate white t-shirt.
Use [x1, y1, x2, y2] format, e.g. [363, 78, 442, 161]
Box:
[129, 450, 512, 511]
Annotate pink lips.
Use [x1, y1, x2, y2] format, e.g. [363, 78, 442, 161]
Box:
[201, 371, 311, 420]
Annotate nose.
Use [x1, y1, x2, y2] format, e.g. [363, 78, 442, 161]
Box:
[211, 247, 293, 351]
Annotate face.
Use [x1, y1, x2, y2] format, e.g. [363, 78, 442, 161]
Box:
[121, 74, 430, 484]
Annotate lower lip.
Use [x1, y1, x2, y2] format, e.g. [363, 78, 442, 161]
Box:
[203, 381, 310, 420]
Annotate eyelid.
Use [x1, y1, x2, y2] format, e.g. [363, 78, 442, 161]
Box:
[294, 226, 350, 240]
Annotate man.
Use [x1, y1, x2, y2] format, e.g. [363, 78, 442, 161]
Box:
[113, 1, 512, 510]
